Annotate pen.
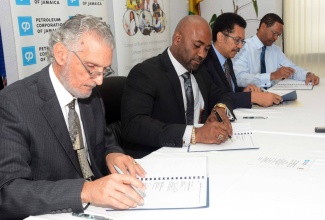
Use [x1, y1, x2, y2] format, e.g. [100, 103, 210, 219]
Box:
[280, 64, 294, 79]
[72, 212, 113, 220]
[260, 88, 268, 93]
[113, 164, 146, 198]
[213, 108, 233, 141]
[243, 116, 268, 119]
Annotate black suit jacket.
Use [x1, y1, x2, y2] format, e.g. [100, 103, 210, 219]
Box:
[0, 75, 3, 90]
[203, 47, 252, 108]
[121, 49, 234, 156]
[0, 66, 123, 219]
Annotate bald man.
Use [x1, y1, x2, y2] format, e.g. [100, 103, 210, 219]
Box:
[121, 15, 234, 157]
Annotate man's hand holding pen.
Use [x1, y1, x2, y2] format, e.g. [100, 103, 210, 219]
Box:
[80, 172, 145, 210]
[271, 65, 295, 80]
[194, 105, 233, 144]
[80, 153, 146, 210]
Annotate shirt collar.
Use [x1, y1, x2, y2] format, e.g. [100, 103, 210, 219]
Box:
[252, 34, 265, 50]
[49, 64, 75, 108]
[167, 48, 189, 76]
[212, 44, 227, 66]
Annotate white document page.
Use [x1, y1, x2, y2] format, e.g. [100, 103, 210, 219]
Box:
[188, 123, 258, 152]
[248, 156, 314, 171]
[107, 156, 208, 210]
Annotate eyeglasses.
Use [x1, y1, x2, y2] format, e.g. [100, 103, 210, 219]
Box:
[222, 33, 246, 46]
[70, 50, 114, 79]
[269, 29, 282, 37]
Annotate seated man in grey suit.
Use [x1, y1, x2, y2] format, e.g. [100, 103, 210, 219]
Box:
[121, 15, 234, 158]
[0, 15, 145, 219]
[203, 12, 282, 108]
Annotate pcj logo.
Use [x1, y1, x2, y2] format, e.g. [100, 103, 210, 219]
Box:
[18, 16, 33, 36]
[15, 0, 30, 5]
[68, 0, 79, 6]
[22, 46, 36, 66]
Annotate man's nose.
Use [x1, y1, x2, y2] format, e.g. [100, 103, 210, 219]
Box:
[93, 75, 103, 86]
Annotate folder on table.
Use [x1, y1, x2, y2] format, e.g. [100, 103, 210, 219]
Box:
[281, 90, 297, 101]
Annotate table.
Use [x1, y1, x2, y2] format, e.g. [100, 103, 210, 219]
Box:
[27, 81, 325, 220]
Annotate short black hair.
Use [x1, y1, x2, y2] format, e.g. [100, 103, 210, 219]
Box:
[259, 13, 284, 28]
[212, 12, 247, 42]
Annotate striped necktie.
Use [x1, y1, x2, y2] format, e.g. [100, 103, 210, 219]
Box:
[182, 72, 194, 125]
[224, 60, 233, 91]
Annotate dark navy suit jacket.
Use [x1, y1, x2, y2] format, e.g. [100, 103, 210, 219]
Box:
[203, 47, 252, 109]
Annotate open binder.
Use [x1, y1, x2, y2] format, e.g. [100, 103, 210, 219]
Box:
[108, 157, 209, 210]
[271, 79, 313, 90]
[188, 123, 258, 152]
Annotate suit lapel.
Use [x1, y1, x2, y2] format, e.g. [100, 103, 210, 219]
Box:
[78, 98, 95, 164]
[38, 67, 82, 177]
[227, 59, 240, 92]
[209, 49, 233, 91]
[160, 50, 186, 118]
[193, 66, 210, 122]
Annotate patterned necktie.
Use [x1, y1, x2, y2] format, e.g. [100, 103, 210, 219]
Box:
[224, 60, 233, 91]
[68, 99, 93, 179]
[182, 72, 194, 125]
[260, 46, 266, 73]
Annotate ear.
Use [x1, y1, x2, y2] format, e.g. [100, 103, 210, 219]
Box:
[216, 32, 224, 43]
[259, 23, 267, 31]
[173, 32, 182, 46]
[53, 42, 68, 66]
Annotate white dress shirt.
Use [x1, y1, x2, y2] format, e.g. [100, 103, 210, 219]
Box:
[49, 65, 90, 162]
[167, 48, 204, 146]
[233, 34, 308, 88]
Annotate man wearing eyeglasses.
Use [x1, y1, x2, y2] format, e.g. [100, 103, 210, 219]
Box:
[0, 15, 145, 219]
[233, 13, 320, 88]
[203, 13, 282, 108]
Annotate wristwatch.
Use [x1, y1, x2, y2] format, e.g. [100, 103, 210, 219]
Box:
[214, 103, 227, 112]
[191, 127, 196, 144]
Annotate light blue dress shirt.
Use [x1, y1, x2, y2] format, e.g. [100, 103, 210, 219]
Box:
[232, 34, 308, 88]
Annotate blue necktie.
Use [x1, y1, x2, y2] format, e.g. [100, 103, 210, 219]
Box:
[260, 46, 266, 73]
[182, 72, 194, 125]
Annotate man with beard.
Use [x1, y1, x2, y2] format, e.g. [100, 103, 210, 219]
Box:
[121, 15, 234, 158]
[233, 13, 320, 88]
[203, 13, 282, 108]
[0, 15, 145, 219]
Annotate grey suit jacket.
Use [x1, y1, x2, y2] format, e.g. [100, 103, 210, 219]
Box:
[0, 66, 123, 219]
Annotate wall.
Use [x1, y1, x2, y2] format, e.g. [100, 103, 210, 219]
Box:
[0, 0, 284, 84]
[0, 0, 189, 84]
[200, 0, 283, 47]
[0, 1, 19, 84]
